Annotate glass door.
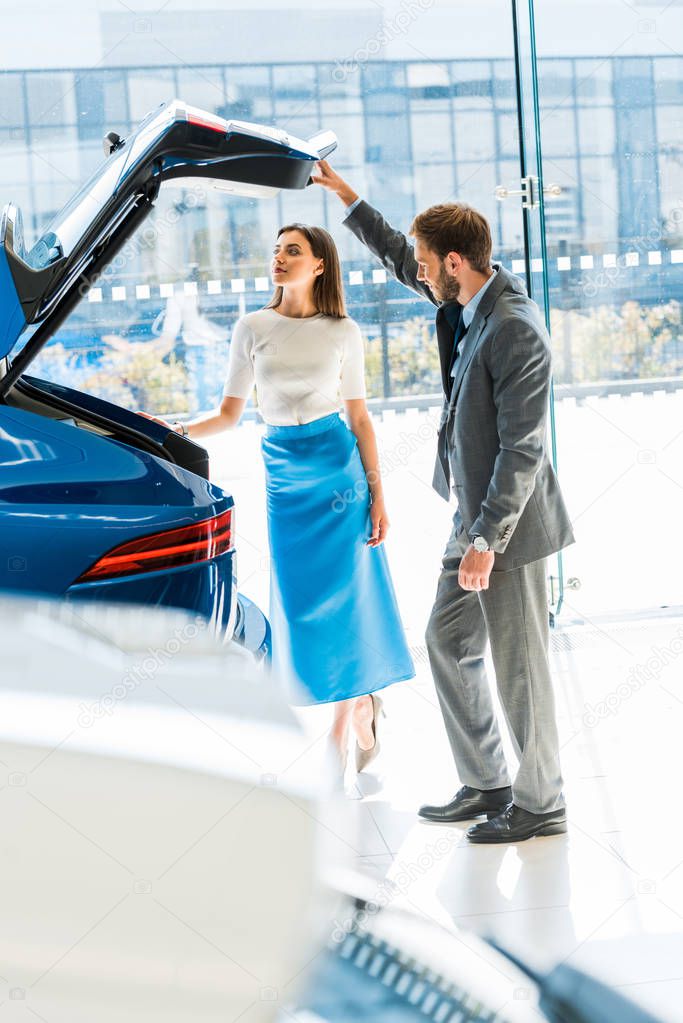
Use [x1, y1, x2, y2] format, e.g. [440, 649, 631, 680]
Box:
[499, 0, 568, 621]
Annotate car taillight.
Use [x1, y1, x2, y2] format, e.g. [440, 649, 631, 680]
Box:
[186, 109, 228, 134]
[76, 509, 233, 583]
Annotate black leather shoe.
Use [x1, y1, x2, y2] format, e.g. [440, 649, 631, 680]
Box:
[418, 784, 512, 823]
[467, 803, 567, 843]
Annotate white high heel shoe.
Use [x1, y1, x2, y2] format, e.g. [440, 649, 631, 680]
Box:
[355, 693, 385, 773]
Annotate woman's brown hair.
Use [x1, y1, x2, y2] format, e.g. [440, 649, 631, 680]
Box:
[265, 223, 347, 319]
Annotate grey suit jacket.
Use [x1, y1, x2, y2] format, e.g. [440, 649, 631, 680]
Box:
[344, 199, 575, 572]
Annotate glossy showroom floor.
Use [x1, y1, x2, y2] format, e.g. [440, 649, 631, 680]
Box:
[206, 396, 683, 1023]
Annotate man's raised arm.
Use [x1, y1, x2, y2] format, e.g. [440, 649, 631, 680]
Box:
[311, 159, 437, 306]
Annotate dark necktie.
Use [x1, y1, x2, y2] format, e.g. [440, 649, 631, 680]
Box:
[433, 304, 465, 500]
[442, 303, 468, 380]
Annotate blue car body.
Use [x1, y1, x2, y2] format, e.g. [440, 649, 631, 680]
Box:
[0, 390, 240, 639]
[0, 99, 337, 656]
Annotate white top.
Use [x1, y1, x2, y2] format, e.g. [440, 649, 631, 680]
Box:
[222, 307, 367, 426]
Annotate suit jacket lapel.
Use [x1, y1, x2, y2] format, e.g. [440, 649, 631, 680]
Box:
[446, 263, 511, 407]
[435, 263, 520, 401]
[448, 317, 486, 408]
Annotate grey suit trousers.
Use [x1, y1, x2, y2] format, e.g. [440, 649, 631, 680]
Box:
[425, 520, 564, 814]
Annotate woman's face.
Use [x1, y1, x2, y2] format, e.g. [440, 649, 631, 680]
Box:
[271, 230, 324, 289]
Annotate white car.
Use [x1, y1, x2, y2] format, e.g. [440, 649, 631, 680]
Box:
[0, 597, 658, 1023]
[0, 596, 338, 1022]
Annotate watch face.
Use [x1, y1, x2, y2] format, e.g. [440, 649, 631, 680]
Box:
[473, 537, 488, 552]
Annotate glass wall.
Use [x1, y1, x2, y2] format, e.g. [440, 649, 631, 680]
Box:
[531, 0, 683, 615]
[5, 45, 679, 418]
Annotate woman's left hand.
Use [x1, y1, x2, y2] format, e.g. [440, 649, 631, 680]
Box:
[137, 410, 174, 429]
[367, 497, 389, 547]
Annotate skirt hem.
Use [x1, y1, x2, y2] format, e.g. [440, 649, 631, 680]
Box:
[288, 668, 416, 708]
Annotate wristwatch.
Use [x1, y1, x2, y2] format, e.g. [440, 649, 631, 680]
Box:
[471, 535, 491, 553]
[173, 421, 189, 438]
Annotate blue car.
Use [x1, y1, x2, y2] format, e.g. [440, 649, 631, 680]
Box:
[0, 99, 337, 656]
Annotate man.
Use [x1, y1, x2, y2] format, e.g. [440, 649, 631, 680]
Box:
[312, 160, 575, 843]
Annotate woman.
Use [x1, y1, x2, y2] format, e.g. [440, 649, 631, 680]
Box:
[146, 223, 414, 771]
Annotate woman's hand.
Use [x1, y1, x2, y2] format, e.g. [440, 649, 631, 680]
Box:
[367, 496, 389, 547]
[137, 411, 175, 430]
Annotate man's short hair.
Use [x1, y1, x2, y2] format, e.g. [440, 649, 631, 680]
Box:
[410, 203, 492, 274]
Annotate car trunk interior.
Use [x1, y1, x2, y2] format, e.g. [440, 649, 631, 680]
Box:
[0, 362, 209, 479]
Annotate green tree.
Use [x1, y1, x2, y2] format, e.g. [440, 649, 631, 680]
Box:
[362, 317, 440, 397]
[82, 335, 191, 415]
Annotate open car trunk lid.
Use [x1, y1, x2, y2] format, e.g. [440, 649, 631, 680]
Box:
[0, 98, 336, 377]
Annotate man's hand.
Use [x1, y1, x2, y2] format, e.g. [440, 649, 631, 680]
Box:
[311, 159, 359, 207]
[459, 545, 495, 591]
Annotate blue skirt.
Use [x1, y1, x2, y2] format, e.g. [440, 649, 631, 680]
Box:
[261, 412, 415, 706]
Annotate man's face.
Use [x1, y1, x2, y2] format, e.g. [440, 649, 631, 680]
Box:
[414, 239, 461, 303]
